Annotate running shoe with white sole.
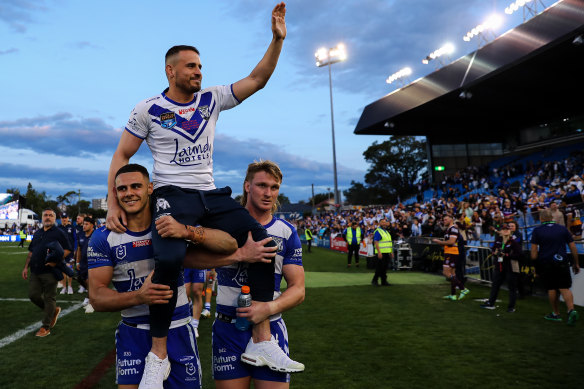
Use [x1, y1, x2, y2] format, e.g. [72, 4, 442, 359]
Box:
[200, 309, 211, 318]
[458, 288, 470, 300]
[138, 352, 171, 389]
[241, 336, 304, 373]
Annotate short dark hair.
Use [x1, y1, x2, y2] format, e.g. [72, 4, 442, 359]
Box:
[165, 45, 200, 63]
[83, 216, 94, 225]
[115, 164, 150, 180]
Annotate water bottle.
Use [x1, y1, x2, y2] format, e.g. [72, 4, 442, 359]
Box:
[235, 285, 252, 331]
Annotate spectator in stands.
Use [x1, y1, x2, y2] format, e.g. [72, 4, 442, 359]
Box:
[501, 199, 517, 223]
[564, 184, 582, 205]
[411, 218, 422, 237]
[549, 201, 565, 226]
[530, 209, 580, 325]
[480, 224, 521, 312]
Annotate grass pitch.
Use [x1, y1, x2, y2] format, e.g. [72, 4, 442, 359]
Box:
[0, 243, 582, 388]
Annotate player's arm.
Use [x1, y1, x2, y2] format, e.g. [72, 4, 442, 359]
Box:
[530, 243, 539, 260]
[155, 215, 237, 254]
[238, 263, 305, 324]
[106, 131, 144, 232]
[22, 252, 32, 280]
[183, 231, 276, 269]
[89, 268, 172, 312]
[231, 2, 286, 102]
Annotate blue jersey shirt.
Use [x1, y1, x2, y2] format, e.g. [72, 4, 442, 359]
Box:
[215, 217, 303, 320]
[530, 222, 574, 262]
[87, 226, 189, 326]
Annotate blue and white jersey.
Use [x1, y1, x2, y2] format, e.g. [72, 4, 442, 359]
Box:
[87, 226, 190, 326]
[215, 217, 303, 321]
[125, 85, 240, 191]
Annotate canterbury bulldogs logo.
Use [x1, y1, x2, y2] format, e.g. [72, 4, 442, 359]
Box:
[116, 245, 127, 260]
[159, 112, 176, 129]
[156, 198, 171, 212]
[198, 105, 210, 120]
[271, 236, 284, 253]
[185, 362, 197, 376]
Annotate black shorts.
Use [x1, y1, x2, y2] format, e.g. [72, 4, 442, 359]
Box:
[540, 262, 572, 290]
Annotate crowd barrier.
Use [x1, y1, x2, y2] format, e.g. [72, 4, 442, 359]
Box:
[0, 235, 31, 243]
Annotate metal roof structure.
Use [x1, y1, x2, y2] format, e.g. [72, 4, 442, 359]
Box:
[354, 0, 584, 145]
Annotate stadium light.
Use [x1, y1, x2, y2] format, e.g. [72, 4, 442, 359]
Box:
[422, 43, 455, 65]
[463, 14, 503, 43]
[386, 67, 412, 85]
[314, 43, 347, 205]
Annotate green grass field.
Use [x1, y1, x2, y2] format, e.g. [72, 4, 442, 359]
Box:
[1, 243, 582, 388]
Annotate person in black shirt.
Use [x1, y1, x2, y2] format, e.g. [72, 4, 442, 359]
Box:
[22, 209, 72, 337]
[531, 209, 580, 325]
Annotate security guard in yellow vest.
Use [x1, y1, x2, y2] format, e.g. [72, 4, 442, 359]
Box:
[372, 219, 393, 286]
[18, 228, 27, 248]
[345, 222, 362, 267]
[305, 226, 313, 253]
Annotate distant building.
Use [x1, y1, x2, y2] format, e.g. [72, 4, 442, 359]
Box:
[92, 198, 108, 211]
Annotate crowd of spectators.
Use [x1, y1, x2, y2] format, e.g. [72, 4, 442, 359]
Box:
[296, 151, 584, 247]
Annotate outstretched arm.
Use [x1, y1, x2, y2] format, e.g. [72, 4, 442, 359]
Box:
[232, 2, 286, 102]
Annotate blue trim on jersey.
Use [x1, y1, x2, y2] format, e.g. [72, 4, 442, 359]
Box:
[124, 126, 146, 140]
[230, 84, 241, 104]
[161, 90, 197, 106]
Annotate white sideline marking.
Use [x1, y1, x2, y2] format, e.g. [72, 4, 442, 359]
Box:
[0, 302, 84, 349]
[0, 251, 28, 255]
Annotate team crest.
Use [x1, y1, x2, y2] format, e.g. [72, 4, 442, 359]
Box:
[156, 198, 171, 212]
[185, 363, 197, 376]
[159, 112, 177, 129]
[272, 236, 284, 253]
[197, 105, 210, 121]
[115, 245, 127, 260]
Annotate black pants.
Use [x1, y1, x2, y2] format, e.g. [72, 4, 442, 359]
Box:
[150, 185, 275, 338]
[373, 253, 390, 284]
[307, 239, 312, 252]
[455, 246, 466, 284]
[488, 261, 518, 309]
[347, 243, 360, 265]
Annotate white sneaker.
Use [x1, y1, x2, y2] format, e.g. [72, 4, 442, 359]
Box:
[82, 297, 90, 307]
[78, 286, 86, 293]
[67, 286, 74, 295]
[139, 352, 171, 389]
[200, 309, 211, 318]
[84, 304, 94, 314]
[57, 282, 64, 289]
[241, 336, 305, 373]
[194, 327, 199, 338]
[60, 288, 67, 295]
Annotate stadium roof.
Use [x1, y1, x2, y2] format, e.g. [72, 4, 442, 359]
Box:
[354, 0, 584, 144]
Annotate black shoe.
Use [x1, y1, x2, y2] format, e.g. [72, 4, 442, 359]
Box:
[507, 307, 516, 313]
[371, 280, 379, 287]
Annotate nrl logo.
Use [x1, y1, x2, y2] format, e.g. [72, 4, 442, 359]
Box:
[160, 112, 176, 129]
[198, 105, 210, 121]
[116, 245, 127, 260]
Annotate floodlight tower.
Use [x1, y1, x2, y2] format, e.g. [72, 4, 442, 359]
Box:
[315, 43, 347, 205]
[386, 67, 413, 88]
[422, 43, 455, 69]
[505, 0, 547, 21]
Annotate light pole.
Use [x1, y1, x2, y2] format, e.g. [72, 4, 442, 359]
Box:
[315, 43, 347, 205]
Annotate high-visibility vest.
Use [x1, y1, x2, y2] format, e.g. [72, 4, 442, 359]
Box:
[346, 227, 362, 244]
[374, 228, 393, 254]
[19, 231, 26, 239]
[305, 229, 313, 241]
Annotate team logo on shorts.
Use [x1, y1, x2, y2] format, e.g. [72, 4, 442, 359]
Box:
[197, 105, 210, 121]
[185, 362, 197, 376]
[160, 112, 177, 129]
[156, 198, 171, 212]
[116, 245, 127, 260]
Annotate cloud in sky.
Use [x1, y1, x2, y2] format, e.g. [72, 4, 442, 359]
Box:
[0, 48, 18, 55]
[0, 0, 49, 33]
[0, 113, 364, 202]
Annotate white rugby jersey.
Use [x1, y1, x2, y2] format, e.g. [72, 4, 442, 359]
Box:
[215, 217, 303, 321]
[125, 85, 240, 190]
[87, 226, 189, 326]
